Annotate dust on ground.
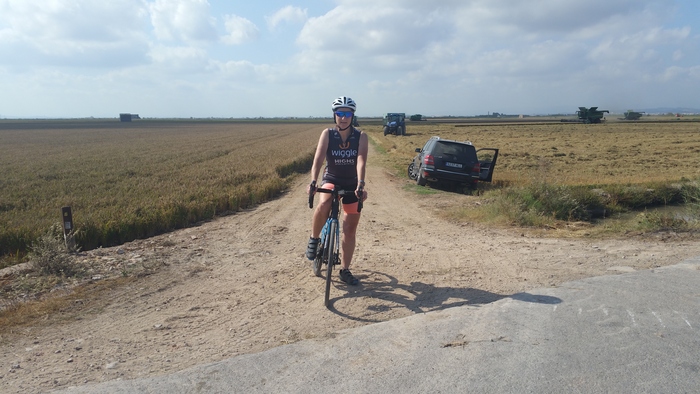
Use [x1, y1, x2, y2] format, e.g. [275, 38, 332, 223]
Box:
[3, 146, 700, 393]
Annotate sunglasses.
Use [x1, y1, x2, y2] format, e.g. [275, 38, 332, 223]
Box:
[334, 111, 354, 118]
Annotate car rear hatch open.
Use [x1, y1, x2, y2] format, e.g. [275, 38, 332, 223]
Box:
[476, 148, 499, 182]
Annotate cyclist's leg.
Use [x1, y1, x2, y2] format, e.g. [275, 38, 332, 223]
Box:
[307, 192, 332, 260]
[339, 205, 361, 285]
[311, 183, 335, 238]
[340, 210, 361, 270]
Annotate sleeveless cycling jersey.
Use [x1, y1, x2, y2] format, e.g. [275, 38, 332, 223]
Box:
[323, 127, 361, 184]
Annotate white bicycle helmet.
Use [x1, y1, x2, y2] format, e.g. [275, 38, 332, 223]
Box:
[331, 96, 357, 112]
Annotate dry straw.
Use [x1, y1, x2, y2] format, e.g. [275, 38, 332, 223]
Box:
[0, 120, 323, 259]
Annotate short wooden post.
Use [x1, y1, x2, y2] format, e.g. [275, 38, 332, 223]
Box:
[62, 206, 76, 251]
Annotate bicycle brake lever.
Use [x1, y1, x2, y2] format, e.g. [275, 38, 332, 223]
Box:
[308, 181, 316, 209]
[357, 188, 364, 213]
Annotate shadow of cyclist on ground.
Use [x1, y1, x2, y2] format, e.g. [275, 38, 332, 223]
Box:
[329, 270, 561, 321]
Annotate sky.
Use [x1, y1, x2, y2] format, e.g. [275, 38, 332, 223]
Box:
[0, 0, 698, 118]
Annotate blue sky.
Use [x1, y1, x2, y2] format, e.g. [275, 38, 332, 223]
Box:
[0, 0, 698, 118]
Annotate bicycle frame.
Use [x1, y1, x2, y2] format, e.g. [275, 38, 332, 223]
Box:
[318, 204, 341, 268]
[308, 186, 363, 307]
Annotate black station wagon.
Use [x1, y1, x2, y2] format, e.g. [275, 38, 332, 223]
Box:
[408, 136, 499, 190]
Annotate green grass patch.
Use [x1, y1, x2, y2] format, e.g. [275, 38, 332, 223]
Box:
[636, 210, 697, 232]
[476, 180, 700, 230]
[403, 183, 440, 195]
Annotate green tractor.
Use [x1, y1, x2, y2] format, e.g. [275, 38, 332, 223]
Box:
[383, 113, 406, 136]
[576, 107, 609, 124]
[623, 110, 645, 120]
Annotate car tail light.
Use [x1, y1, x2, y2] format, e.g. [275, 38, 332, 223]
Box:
[472, 162, 481, 173]
[424, 154, 434, 166]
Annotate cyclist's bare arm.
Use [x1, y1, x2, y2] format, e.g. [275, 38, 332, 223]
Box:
[356, 132, 368, 201]
[309, 128, 330, 194]
[356, 132, 368, 185]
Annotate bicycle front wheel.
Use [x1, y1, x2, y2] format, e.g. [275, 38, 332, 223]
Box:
[324, 221, 337, 308]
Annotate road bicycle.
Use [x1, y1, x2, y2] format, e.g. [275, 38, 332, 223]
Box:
[308, 186, 363, 308]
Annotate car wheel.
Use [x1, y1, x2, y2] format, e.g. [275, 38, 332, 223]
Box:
[383, 126, 388, 136]
[407, 162, 418, 180]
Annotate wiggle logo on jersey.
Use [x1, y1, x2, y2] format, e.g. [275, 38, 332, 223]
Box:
[331, 149, 358, 158]
[339, 141, 351, 149]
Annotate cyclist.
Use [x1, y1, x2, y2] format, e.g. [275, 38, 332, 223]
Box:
[306, 96, 368, 286]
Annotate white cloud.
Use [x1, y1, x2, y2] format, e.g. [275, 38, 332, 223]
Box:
[0, 0, 150, 67]
[221, 14, 259, 45]
[266, 6, 307, 31]
[689, 65, 700, 80]
[661, 65, 685, 81]
[588, 27, 691, 70]
[449, 0, 674, 39]
[294, 1, 695, 85]
[0, 0, 698, 118]
[148, 0, 218, 42]
[296, 4, 452, 75]
[673, 50, 684, 62]
[148, 45, 211, 72]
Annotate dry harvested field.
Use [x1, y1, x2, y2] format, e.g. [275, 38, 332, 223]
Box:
[2, 119, 700, 261]
[0, 120, 322, 259]
[2, 119, 700, 393]
[364, 120, 700, 186]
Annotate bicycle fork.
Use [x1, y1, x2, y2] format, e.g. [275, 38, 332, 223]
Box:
[319, 218, 340, 266]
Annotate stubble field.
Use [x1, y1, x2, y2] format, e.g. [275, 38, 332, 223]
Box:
[2, 118, 700, 264]
[365, 119, 700, 186]
[0, 120, 321, 260]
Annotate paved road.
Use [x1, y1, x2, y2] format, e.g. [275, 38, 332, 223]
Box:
[55, 256, 700, 394]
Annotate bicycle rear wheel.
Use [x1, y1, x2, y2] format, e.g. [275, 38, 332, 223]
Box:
[324, 221, 337, 308]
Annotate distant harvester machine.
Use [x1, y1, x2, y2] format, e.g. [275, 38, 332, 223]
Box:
[562, 107, 609, 124]
[622, 110, 645, 120]
[576, 107, 609, 123]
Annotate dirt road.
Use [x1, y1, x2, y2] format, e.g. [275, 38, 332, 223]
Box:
[3, 146, 700, 393]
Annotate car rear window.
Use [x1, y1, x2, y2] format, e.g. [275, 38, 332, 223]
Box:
[434, 141, 476, 162]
